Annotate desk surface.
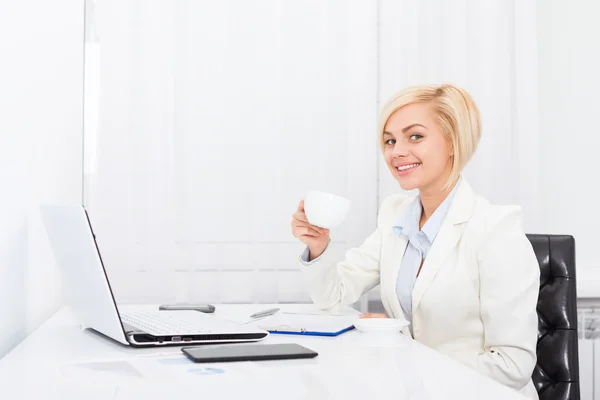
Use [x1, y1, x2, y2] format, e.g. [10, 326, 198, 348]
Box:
[0, 304, 527, 400]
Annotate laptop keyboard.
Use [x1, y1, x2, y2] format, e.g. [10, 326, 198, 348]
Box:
[120, 310, 219, 336]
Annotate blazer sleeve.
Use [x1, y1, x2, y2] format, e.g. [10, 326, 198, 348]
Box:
[299, 195, 405, 310]
[475, 206, 540, 390]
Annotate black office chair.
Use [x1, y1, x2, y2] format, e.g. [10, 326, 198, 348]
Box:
[527, 234, 580, 400]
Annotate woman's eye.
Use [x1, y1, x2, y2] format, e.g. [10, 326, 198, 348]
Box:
[409, 134, 423, 141]
[384, 139, 396, 146]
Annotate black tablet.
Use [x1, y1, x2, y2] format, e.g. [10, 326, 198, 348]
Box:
[182, 343, 318, 363]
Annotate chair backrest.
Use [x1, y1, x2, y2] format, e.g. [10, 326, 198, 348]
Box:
[527, 234, 580, 400]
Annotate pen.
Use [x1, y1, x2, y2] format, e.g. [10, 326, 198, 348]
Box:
[250, 307, 280, 319]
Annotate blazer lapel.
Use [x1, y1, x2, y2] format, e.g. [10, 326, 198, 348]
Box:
[381, 232, 408, 319]
[411, 222, 462, 314]
[411, 179, 476, 315]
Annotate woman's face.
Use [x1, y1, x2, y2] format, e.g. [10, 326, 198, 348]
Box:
[383, 102, 453, 192]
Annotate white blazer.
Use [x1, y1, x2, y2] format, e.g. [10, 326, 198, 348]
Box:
[301, 179, 540, 399]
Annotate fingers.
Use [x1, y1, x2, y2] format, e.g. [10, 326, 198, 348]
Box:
[293, 200, 308, 223]
[291, 219, 329, 236]
[297, 200, 305, 212]
[293, 223, 329, 237]
[359, 313, 388, 319]
[292, 200, 329, 239]
[291, 212, 328, 235]
[293, 210, 308, 223]
[295, 225, 322, 237]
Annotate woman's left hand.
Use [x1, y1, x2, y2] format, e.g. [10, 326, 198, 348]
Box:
[359, 313, 388, 318]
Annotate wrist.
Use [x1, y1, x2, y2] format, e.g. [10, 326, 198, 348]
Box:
[308, 241, 329, 261]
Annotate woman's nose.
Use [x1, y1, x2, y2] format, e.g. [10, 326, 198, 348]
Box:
[391, 141, 408, 158]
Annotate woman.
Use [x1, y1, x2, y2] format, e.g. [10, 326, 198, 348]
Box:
[290, 84, 540, 399]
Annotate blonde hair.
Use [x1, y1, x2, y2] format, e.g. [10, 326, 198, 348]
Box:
[378, 84, 481, 190]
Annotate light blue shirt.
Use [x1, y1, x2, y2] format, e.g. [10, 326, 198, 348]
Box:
[299, 245, 325, 265]
[393, 180, 460, 332]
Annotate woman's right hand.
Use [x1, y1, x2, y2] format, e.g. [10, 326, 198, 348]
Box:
[291, 200, 330, 260]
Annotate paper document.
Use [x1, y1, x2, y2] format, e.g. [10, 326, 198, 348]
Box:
[257, 313, 358, 335]
[277, 304, 361, 317]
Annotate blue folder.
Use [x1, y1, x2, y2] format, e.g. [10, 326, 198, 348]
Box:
[258, 313, 357, 337]
[266, 325, 355, 337]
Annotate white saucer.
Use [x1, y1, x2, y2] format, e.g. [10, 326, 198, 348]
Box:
[353, 318, 409, 333]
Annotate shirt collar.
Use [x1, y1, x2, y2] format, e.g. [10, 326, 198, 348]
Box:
[392, 195, 422, 238]
[393, 177, 462, 242]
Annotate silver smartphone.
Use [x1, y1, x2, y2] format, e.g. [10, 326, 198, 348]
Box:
[158, 304, 216, 313]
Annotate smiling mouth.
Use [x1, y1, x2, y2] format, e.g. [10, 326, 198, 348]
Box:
[395, 163, 421, 172]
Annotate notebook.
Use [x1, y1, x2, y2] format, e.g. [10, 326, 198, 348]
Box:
[257, 313, 358, 337]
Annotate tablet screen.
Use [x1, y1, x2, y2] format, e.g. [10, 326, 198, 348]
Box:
[182, 343, 318, 363]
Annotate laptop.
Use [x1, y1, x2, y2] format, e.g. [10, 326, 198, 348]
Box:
[40, 204, 269, 347]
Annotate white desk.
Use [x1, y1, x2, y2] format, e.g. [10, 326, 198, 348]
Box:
[0, 304, 527, 400]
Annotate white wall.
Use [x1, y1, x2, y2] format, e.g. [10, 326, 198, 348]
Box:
[0, 0, 83, 358]
[377, 0, 540, 230]
[85, 0, 377, 303]
[88, 0, 600, 307]
[83, 0, 378, 305]
[537, 0, 600, 297]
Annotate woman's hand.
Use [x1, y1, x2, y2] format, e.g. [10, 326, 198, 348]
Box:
[291, 200, 330, 260]
[359, 313, 388, 318]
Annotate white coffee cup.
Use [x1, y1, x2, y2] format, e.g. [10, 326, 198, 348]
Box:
[303, 190, 351, 229]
